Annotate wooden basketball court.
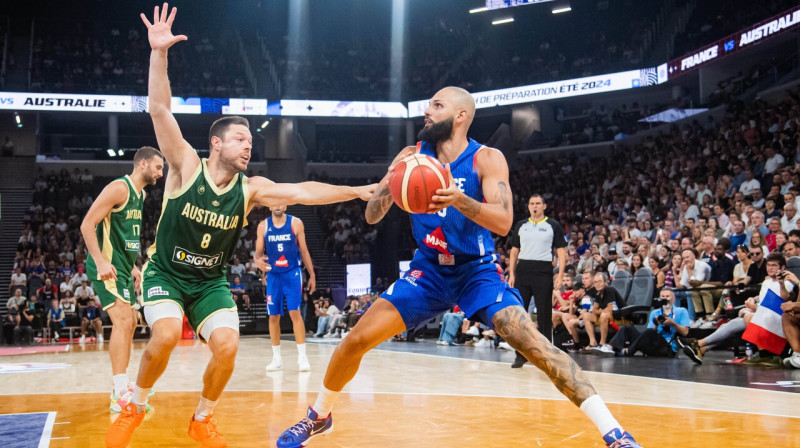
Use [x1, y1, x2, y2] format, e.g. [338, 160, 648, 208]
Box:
[1, 337, 799, 447]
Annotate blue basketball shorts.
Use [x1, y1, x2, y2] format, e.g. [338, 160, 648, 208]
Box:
[266, 268, 303, 315]
[380, 255, 523, 330]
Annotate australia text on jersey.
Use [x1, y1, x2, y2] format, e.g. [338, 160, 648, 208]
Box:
[125, 209, 142, 220]
[180, 203, 240, 230]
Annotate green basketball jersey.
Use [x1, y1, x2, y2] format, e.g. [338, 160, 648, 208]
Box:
[147, 159, 248, 281]
[86, 175, 144, 284]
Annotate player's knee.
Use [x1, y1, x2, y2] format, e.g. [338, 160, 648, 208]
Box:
[150, 324, 181, 348]
[211, 337, 238, 361]
[338, 330, 372, 355]
[269, 315, 281, 323]
[110, 308, 134, 329]
[492, 306, 530, 338]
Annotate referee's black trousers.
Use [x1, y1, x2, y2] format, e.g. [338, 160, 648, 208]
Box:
[514, 261, 554, 343]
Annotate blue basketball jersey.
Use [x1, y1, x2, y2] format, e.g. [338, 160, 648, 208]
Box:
[410, 138, 496, 265]
[265, 215, 301, 273]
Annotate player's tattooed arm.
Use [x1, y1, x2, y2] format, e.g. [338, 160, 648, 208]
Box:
[365, 146, 416, 224]
[457, 196, 483, 219]
[455, 181, 507, 220]
[365, 184, 393, 224]
[493, 306, 596, 406]
[495, 181, 510, 212]
[450, 146, 512, 235]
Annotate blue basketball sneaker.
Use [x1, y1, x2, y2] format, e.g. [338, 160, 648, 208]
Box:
[276, 406, 333, 448]
[603, 428, 642, 447]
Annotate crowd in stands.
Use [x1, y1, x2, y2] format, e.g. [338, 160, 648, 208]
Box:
[29, 21, 251, 98]
[499, 87, 800, 363]
[309, 172, 380, 263]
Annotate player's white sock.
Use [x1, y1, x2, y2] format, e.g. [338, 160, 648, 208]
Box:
[195, 396, 218, 421]
[297, 343, 306, 358]
[131, 385, 151, 406]
[580, 395, 622, 435]
[312, 384, 340, 418]
[272, 345, 282, 359]
[113, 374, 129, 397]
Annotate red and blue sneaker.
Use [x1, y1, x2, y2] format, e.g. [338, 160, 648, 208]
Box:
[603, 428, 642, 447]
[276, 406, 333, 448]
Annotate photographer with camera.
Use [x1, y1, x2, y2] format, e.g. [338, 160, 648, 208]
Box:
[602, 289, 690, 357]
[680, 252, 798, 365]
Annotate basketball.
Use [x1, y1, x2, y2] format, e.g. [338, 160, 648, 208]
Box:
[389, 153, 450, 214]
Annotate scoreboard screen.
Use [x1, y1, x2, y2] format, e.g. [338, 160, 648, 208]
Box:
[485, 0, 555, 10]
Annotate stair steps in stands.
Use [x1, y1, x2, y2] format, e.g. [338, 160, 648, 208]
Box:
[0, 189, 33, 308]
[286, 205, 345, 289]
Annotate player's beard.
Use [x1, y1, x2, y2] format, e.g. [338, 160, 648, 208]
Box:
[417, 117, 453, 147]
[143, 169, 159, 185]
[220, 147, 246, 173]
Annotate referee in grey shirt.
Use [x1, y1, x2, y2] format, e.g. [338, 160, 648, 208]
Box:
[508, 194, 567, 368]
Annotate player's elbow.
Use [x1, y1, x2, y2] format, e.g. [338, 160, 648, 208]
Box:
[149, 102, 171, 117]
[79, 221, 93, 238]
[495, 218, 513, 236]
[365, 213, 380, 225]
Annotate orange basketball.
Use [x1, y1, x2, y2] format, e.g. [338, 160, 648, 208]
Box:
[389, 153, 450, 214]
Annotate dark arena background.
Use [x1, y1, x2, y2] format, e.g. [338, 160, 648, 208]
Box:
[1, 1, 800, 447]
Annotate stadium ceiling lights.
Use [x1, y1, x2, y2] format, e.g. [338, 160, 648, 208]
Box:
[552, 5, 571, 14]
[107, 149, 116, 157]
[469, 7, 488, 13]
[14, 112, 21, 127]
[492, 18, 514, 25]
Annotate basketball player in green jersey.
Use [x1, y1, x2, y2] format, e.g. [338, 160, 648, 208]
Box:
[81, 146, 164, 413]
[106, 5, 375, 448]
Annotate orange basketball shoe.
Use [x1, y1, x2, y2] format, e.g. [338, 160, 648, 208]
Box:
[188, 414, 227, 447]
[105, 403, 146, 448]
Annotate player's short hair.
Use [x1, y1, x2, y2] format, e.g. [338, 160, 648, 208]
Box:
[133, 146, 163, 164]
[209, 116, 249, 145]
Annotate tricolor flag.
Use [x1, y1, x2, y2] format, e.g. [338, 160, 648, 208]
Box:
[742, 289, 787, 354]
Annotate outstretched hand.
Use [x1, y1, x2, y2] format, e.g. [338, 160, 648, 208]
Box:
[141, 3, 188, 51]
[356, 184, 379, 201]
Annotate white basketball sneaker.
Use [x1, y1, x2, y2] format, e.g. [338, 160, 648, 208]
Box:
[298, 356, 311, 372]
[266, 357, 283, 372]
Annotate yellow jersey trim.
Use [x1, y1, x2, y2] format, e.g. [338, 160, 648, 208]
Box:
[110, 179, 130, 213]
[165, 161, 202, 200]
[202, 158, 239, 196]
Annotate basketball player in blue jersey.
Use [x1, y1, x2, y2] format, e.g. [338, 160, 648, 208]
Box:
[277, 87, 642, 448]
[255, 205, 315, 372]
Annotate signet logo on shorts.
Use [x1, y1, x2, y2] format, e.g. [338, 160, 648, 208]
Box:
[424, 227, 451, 255]
[172, 246, 223, 269]
[125, 240, 140, 251]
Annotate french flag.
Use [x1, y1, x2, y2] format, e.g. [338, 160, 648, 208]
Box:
[742, 289, 787, 354]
